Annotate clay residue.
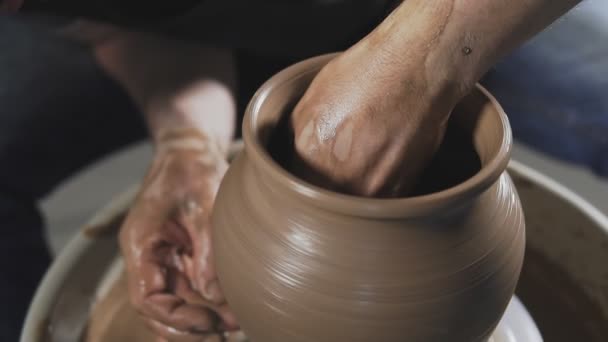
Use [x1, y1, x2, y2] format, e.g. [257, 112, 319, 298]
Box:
[81, 273, 247, 342]
[81, 273, 154, 342]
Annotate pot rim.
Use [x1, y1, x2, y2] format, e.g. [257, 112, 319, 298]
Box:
[242, 53, 512, 218]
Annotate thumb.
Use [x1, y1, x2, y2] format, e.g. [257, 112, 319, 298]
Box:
[176, 196, 225, 305]
[194, 223, 224, 304]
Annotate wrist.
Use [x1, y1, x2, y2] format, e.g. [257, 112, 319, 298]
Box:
[147, 98, 234, 157]
[144, 80, 236, 156]
[154, 128, 228, 165]
[370, 0, 478, 102]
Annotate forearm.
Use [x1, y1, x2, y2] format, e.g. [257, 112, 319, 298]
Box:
[376, 0, 581, 94]
[144, 81, 236, 157]
[84, 28, 237, 155]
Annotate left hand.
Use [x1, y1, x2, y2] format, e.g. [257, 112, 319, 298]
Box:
[291, 36, 460, 197]
[119, 133, 238, 342]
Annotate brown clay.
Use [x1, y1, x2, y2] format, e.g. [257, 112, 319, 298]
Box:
[212, 54, 526, 341]
[81, 272, 247, 342]
[82, 273, 155, 342]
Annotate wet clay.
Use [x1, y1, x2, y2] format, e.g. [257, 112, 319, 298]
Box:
[81, 273, 155, 342]
[211, 54, 525, 341]
[81, 272, 247, 342]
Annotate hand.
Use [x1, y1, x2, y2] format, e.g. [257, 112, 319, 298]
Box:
[119, 131, 238, 341]
[291, 35, 461, 197]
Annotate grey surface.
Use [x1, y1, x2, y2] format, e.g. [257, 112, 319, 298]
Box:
[42, 141, 153, 254]
[41, 140, 608, 255]
[511, 143, 608, 215]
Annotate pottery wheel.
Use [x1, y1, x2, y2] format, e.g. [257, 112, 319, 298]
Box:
[22, 160, 608, 342]
[78, 259, 540, 342]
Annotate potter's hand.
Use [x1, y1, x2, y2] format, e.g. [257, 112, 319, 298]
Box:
[291, 41, 456, 197]
[120, 132, 238, 341]
[293, 0, 581, 197]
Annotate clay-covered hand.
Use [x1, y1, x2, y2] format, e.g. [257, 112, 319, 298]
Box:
[291, 37, 460, 197]
[119, 131, 238, 341]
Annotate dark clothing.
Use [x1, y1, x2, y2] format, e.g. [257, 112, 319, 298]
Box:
[24, 0, 393, 58]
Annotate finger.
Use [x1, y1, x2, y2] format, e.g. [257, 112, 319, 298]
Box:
[201, 278, 224, 306]
[161, 220, 193, 255]
[171, 269, 207, 306]
[126, 257, 167, 309]
[173, 271, 239, 332]
[191, 222, 223, 304]
[127, 225, 189, 305]
[182, 253, 197, 287]
[145, 317, 222, 342]
[172, 197, 222, 304]
[172, 202, 215, 300]
[142, 293, 217, 332]
[127, 255, 215, 332]
[157, 220, 194, 273]
[214, 303, 239, 331]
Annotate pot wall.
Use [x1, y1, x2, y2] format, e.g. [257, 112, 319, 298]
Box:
[212, 54, 525, 341]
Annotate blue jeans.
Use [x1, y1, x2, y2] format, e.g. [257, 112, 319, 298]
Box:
[1, 2, 607, 340]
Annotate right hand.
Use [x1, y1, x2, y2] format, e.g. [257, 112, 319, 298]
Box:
[291, 41, 458, 197]
[119, 131, 238, 341]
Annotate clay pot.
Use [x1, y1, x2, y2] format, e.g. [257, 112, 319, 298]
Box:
[212, 54, 525, 341]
